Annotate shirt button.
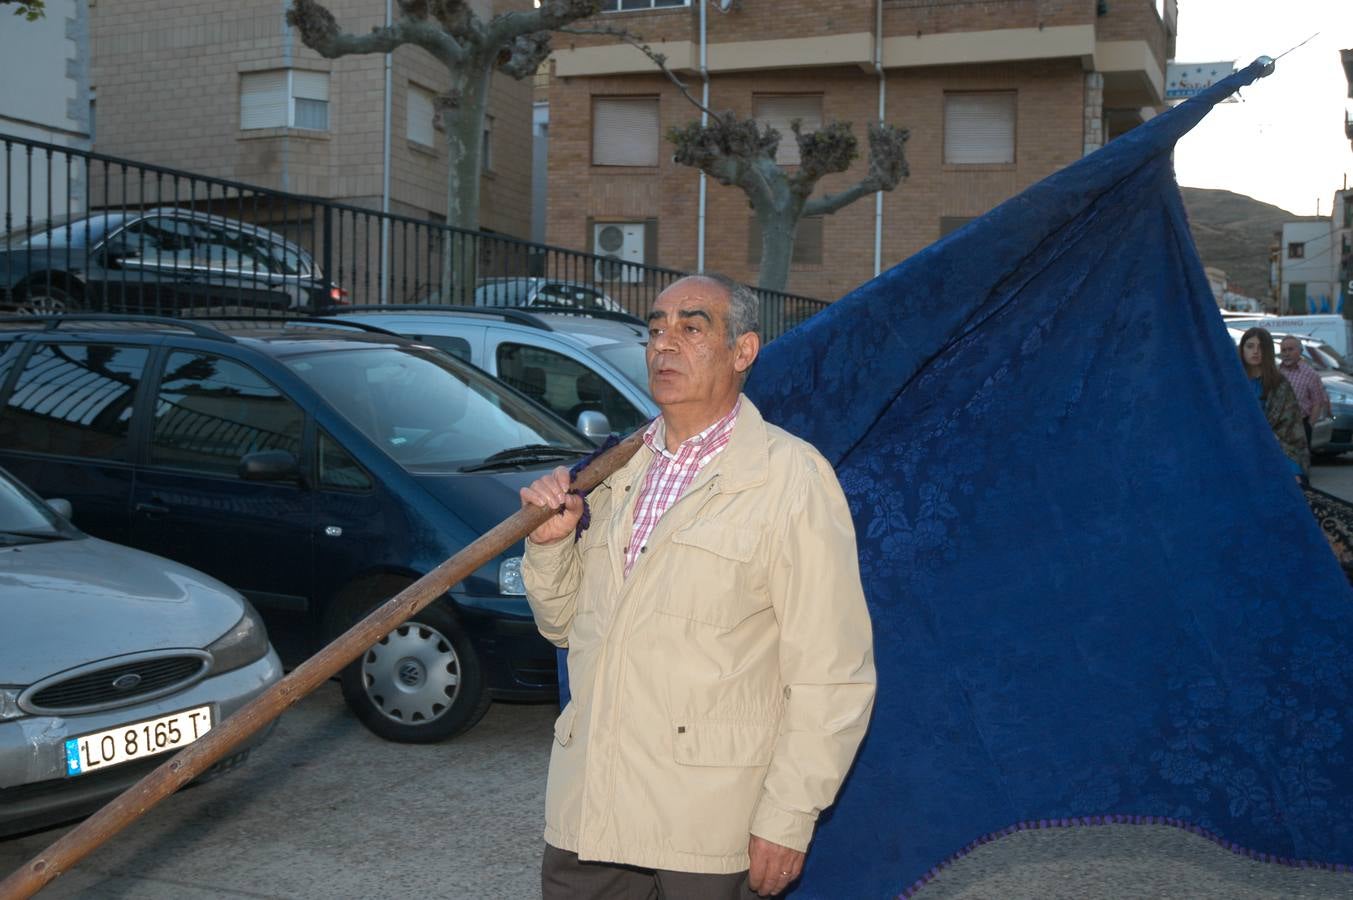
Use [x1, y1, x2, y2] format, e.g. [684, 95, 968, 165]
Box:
[640, 546, 647, 554]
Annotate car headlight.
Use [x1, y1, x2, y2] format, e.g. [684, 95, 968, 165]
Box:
[498, 556, 526, 596]
[207, 601, 270, 674]
[0, 687, 22, 722]
[1331, 390, 1353, 406]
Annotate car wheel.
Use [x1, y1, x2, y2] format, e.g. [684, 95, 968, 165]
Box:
[16, 282, 82, 315]
[327, 583, 490, 743]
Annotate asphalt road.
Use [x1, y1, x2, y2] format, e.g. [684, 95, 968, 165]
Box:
[5, 462, 1353, 898]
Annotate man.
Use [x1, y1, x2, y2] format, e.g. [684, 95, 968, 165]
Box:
[1278, 334, 1331, 447]
[519, 274, 876, 899]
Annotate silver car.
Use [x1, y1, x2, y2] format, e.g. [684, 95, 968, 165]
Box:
[0, 467, 283, 836]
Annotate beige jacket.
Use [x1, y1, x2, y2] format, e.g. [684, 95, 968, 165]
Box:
[523, 397, 876, 874]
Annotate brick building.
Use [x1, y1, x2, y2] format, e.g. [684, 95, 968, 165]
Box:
[89, 0, 534, 244]
[544, 0, 1176, 300]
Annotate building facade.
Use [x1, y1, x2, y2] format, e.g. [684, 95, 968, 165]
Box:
[1276, 219, 1341, 315]
[0, 0, 92, 230]
[88, 0, 534, 244]
[543, 0, 1176, 300]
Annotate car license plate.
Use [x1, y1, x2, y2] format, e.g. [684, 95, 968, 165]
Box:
[63, 706, 213, 777]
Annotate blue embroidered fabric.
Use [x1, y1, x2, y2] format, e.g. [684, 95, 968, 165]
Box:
[739, 59, 1353, 896]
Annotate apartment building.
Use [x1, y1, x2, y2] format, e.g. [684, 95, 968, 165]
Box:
[0, 0, 91, 229]
[544, 0, 1176, 300]
[88, 0, 533, 242]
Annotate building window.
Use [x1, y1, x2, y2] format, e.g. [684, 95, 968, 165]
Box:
[408, 83, 436, 147]
[592, 97, 660, 167]
[1288, 282, 1307, 313]
[748, 216, 824, 266]
[943, 91, 1016, 165]
[1288, 241, 1305, 259]
[483, 115, 495, 171]
[753, 94, 823, 167]
[241, 70, 330, 131]
[599, 0, 688, 10]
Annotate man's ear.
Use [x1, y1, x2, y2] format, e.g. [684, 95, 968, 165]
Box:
[733, 331, 761, 374]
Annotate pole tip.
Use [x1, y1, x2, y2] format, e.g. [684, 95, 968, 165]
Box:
[1254, 55, 1276, 76]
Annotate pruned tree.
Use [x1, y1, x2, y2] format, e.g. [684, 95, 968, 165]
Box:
[569, 25, 910, 294]
[286, 0, 601, 299]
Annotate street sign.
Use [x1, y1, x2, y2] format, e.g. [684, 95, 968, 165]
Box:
[1165, 61, 1237, 100]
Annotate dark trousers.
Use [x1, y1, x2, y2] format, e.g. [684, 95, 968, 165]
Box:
[542, 844, 760, 900]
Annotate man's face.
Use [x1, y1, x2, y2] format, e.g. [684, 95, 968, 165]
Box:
[1280, 338, 1302, 366]
[646, 278, 758, 416]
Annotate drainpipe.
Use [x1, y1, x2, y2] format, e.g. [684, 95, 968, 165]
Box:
[873, 0, 885, 277]
[379, 0, 393, 303]
[696, 0, 709, 273]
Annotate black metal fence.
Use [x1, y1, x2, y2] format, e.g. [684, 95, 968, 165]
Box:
[0, 133, 827, 341]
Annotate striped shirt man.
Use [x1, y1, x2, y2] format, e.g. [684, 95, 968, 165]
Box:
[1279, 356, 1330, 421]
[624, 398, 741, 577]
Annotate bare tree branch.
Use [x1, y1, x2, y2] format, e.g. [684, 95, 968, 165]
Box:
[488, 0, 603, 49]
[803, 122, 910, 217]
[288, 0, 463, 65]
[558, 24, 721, 121]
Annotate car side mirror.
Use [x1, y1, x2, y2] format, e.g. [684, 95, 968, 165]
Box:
[45, 498, 73, 521]
[240, 449, 302, 482]
[575, 410, 612, 445]
[102, 239, 140, 263]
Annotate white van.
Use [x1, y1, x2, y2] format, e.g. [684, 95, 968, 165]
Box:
[1233, 315, 1353, 359]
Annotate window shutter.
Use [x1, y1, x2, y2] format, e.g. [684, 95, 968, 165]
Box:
[240, 71, 287, 130]
[592, 98, 660, 167]
[944, 92, 1016, 165]
[753, 95, 823, 166]
[408, 84, 436, 147]
[292, 70, 329, 102]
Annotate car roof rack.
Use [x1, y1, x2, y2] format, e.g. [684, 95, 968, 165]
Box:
[0, 313, 235, 342]
[525, 307, 647, 329]
[335, 304, 554, 332]
[188, 314, 404, 338]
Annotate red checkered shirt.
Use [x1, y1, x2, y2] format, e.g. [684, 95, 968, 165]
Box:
[1279, 359, 1329, 420]
[624, 399, 741, 577]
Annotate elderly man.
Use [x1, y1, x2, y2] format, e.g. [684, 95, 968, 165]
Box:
[519, 274, 876, 899]
[1278, 334, 1331, 447]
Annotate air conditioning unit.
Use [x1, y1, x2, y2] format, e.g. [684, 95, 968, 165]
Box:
[593, 223, 645, 283]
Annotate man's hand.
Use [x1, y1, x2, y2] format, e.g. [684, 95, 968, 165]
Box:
[520, 466, 584, 545]
[747, 835, 804, 896]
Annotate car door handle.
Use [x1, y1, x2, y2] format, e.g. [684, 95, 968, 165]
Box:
[135, 501, 169, 518]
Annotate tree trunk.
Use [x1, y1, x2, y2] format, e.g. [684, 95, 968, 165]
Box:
[439, 62, 492, 304]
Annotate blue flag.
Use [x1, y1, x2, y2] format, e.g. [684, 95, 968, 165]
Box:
[745, 59, 1353, 896]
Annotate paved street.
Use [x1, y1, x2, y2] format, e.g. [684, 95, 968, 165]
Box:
[4, 462, 1353, 898]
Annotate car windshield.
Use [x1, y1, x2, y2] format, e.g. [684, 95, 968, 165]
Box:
[591, 341, 651, 395]
[0, 470, 64, 542]
[284, 344, 592, 472]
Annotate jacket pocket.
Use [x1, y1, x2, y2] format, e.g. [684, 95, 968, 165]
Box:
[661, 521, 768, 629]
[672, 720, 777, 767]
[553, 702, 578, 747]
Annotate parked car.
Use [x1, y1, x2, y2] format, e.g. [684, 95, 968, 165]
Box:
[0, 208, 347, 314]
[0, 464, 282, 836]
[473, 277, 624, 315]
[331, 306, 658, 440]
[0, 315, 598, 743]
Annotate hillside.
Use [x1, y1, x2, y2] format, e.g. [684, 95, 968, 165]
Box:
[1179, 187, 1322, 300]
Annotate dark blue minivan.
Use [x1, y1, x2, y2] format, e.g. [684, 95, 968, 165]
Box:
[0, 316, 594, 742]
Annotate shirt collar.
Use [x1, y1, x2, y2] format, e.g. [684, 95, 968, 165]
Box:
[643, 398, 742, 461]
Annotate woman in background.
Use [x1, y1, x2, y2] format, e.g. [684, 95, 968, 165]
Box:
[1239, 326, 1308, 482]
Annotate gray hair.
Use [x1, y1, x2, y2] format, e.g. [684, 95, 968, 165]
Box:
[682, 273, 760, 347]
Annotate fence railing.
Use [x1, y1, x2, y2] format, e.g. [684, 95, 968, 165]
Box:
[0, 133, 827, 341]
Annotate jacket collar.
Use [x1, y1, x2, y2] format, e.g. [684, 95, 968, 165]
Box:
[605, 394, 770, 497]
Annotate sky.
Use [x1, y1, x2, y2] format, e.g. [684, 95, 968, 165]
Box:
[1171, 0, 1352, 216]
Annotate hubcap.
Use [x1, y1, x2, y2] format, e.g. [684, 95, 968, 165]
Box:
[361, 622, 461, 725]
[18, 293, 67, 315]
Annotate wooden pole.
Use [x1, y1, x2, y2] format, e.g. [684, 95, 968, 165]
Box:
[0, 432, 644, 899]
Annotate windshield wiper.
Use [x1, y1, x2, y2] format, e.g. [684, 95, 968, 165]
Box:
[0, 528, 66, 543]
[460, 444, 586, 473]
